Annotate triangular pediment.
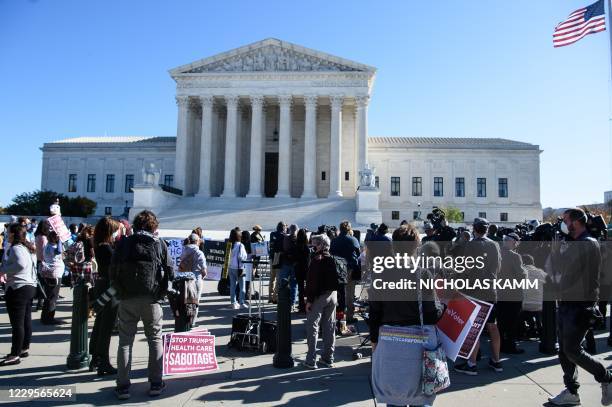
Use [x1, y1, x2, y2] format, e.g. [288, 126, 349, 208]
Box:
[169, 38, 376, 75]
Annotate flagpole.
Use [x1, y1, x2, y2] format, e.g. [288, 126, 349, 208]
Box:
[608, 0, 612, 191]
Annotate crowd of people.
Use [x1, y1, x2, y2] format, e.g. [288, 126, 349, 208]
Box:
[0, 207, 611, 406]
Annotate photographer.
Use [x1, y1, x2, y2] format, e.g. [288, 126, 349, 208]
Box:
[548, 208, 612, 406]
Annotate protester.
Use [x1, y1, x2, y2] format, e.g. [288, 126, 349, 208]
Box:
[304, 233, 338, 369]
[369, 224, 445, 407]
[330, 221, 360, 324]
[422, 221, 435, 243]
[89, 216, 120, 375]
[294, 228, 311, 314]
[0, 224, 37, 366]
[497, 232, 527, 354]
[40, 230, 65, 325]
[548, 208, 612, 406]
[454, 217, 503, 375]
[228, 228, 248, 310]
[178, 233, 207, 315]
[110, 210, 174, 399]
[487, 224, 502, 242]
[34, 220, 50, 311]
[372, 223, 391, 242]
[250, 225, 265, 275]
[268, 222, 287, 304]
[521, 254, 546, 340]
[280, 224, 299, 308]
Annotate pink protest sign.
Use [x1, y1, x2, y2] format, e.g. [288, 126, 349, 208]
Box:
[163, 332, 218, 376]
[47, 215, 71, 242]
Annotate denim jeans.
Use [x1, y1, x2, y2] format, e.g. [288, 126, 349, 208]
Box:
[229, 268, 245, 305]
[279, 264, 297, 305]
[558, 302, 611, 393]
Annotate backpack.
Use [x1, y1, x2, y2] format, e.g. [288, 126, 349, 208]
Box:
[331, 255, 348, 288]
[114, 234, 164, 299]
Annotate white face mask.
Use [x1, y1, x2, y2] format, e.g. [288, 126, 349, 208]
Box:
[560, 221, 570, 235]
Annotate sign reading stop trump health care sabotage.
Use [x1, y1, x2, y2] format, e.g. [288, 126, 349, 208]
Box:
[162, 331, 218, 376]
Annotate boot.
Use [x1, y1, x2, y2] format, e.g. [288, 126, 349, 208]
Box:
[89, 355, 100, 372]
[97, 360, 118, 376]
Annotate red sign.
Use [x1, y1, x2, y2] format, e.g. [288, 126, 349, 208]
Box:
[436, 297, 477, 341]
[162, 331, 218, 376]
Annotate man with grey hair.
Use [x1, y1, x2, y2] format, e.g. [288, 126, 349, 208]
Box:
[304, 233, 338, 369]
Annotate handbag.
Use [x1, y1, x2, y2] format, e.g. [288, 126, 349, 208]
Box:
[417, 268, 451, 396]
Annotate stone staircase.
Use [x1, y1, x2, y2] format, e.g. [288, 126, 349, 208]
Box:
[156, 196, 357, 231]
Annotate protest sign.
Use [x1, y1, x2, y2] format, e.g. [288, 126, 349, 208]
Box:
[457, 296, 493, 359]
[166, 239, 183, 273]
[252, 241, 269, 257]
[203, 240, 227, 281]
[436, 295, 481, 361]
[47, 215, 71, 242]
[162, 331, 218, 376]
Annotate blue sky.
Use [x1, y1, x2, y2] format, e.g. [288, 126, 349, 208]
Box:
[1, 0, 611, 208]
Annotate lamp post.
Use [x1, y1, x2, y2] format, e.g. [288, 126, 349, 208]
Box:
[66, 277, 90, 370]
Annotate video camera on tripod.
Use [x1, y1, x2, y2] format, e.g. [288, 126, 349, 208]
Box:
[425, 207, 457, 242]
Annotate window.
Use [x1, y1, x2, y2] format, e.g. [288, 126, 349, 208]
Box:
[500, 212, 508, 222]
[68, 174, 77, 192]
[460, 212, 465, 221]
[413, 211, 420, 220]
[479, 212, 487, 219]
[106, 174, 115, 193]
[390, 177, 400, 196]
[345, 171, 349, 181]
[164, 174, 174, 187]
[87, 174, 96, 193]
[125, 174, 134, 193]
[434, 177, 444, 197]
[455, 177, 465, 197]
[391, 211, 400, 220]
[375, 176, 379, 188]
[321, 171, 326, 181]
[477, 178, 487, 197]
[104, 207, 112, 215]
[498, 178, 508, 198]
[412, 177, 422, 196]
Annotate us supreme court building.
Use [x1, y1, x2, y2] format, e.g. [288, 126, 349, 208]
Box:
[40, 38, 542, 229]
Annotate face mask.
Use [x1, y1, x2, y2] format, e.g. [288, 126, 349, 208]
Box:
[560, 221, 570, 235]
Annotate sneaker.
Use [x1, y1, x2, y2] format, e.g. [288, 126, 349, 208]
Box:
[149, 381, 166, 397]
[232, 303, 240, 310]
[488, 358, 503, 373]
[302, 361, 317, 370]
[318, 359, 335, 368]
[240, 303, 249, 309]
[114, 386, 130, 400]
[454, 362, 478, 376]
[603, 381, 612, 406]
[548, 389, 580, 406]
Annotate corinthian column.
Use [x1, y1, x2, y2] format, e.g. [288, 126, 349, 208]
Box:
[329, 94, 344, 198]
[355, 95, 370, 172]
[174, 95, 190, 195]
[246, 95, 264, 198]
[276, 94, 292, 198]
[197, 95, 214, 197]
[221, 95, 239, 198]
[302, 95, 318, 198]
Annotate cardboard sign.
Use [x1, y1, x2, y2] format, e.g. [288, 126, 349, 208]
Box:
[436, 295, 481, 361]
[203, 240, 227, 281]
[166, 239, 183, 273]
[47, 215, 71, 242]
[458, 296, 493, 359]
[162, 331, 218, 376]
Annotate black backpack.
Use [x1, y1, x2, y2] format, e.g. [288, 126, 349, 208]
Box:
[115, 234, 165, 299]
[331, 255, 348, 288]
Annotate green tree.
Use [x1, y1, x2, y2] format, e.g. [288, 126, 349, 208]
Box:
[5, 190, 96, 217]
[441, 206, 464, 223]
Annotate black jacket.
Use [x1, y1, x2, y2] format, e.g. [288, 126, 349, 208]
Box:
[330, 232, 360, 271]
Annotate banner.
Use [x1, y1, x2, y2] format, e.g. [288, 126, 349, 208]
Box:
[47, 215, 71, 242]
[203, 240, 227, 281]
[166, 239, 184, 273]
[458, 296, 493, 359]
[436, 295, 481, 361]
[162, 331, 218, 376]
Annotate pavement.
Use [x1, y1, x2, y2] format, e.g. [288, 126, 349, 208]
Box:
[0, 280, 611, 407]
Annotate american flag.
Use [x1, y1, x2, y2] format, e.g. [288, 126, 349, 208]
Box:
[553, 0, 606, 47]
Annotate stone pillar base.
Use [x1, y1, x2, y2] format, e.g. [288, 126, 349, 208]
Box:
[355, 187, 382, 225]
